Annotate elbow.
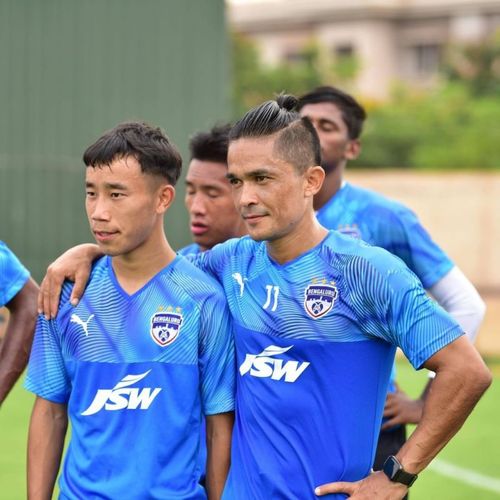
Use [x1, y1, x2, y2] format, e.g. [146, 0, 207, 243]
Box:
[469, 362, 492, 397]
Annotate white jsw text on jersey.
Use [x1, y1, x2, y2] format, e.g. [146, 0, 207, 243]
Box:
[81, 370, 162, 416]
[239, 345, 310, 383]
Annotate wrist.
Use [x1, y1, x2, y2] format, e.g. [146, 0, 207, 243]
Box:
[383, 455, 419, 487]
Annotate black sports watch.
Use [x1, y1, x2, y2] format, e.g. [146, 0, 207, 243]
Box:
[382, 456, 418, 487]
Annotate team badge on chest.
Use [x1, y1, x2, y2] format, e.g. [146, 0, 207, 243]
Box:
[150, 308, 183, 347]
[304, 280, 339, 319]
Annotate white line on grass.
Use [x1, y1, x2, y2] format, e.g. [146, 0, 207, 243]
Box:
[429, 458, 500, 494]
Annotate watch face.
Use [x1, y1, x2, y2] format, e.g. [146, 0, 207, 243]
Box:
[389, 459, 400, 477]
[383, 456, 401, 479]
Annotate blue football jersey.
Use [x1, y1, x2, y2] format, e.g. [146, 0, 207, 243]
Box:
[178, 242, 201, 256]
[316, 183, 454, 289]
[25, 255, 235, 499]
[194, 232, 462, 499]
[0, 241, 30, 306]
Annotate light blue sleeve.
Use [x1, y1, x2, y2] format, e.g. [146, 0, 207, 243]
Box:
[198, 288, 235, 415]
[24, 285, 73, 403]
[0, 241, 30, 306]
[382, 261, 463, 369]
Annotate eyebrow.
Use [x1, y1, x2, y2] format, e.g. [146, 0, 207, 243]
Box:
[85, 181, 128, 190]
[226, 168, 272, 181]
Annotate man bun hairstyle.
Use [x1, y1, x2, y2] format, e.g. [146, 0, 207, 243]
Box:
[83, 121, 182, 186]
[229, 94, 321, 172]
[297, 85, 367, 140]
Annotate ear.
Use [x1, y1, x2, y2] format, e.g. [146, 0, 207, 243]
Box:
[156, 183, 176, 214]
[345, 139, 361, 161]
[304, 165, 325, 198]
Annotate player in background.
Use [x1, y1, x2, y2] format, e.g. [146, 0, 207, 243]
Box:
[0, 242, 38, 405]
[180, 123, 246, 256]
[25, 122, 235, 499]
[297, 85, 486, 471]
[38, 97, 492, 499]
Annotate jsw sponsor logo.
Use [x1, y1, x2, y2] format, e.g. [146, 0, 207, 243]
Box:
[239, 345, 310, 383]
[81, 370, 161, 416]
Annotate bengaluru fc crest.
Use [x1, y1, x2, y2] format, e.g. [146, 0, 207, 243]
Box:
[150, 310, 183, 347]
[304, 281, 339, 319]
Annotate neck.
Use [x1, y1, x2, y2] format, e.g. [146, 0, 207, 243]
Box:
[266, 210, 328, 265]
[313, 164, 345, 211]
[112, 231, 176, 294]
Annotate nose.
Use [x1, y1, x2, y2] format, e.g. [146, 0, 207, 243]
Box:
[89, 196, 111, 222]
[237, 182, 259, 208]
[188, 192, 207, 216]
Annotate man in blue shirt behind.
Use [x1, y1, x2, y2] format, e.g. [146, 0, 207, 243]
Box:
[25, 122, 235, 499]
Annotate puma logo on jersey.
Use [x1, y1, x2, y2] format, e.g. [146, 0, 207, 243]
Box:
[70, 313, 95, 336]
[232, 273, 247, 297]
[239, 345, 310, 383]
[81, 370, 162, 416]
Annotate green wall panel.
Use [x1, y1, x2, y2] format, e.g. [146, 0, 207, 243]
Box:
[0, 0, 229, 281]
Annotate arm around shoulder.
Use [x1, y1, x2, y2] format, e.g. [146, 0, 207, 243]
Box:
[39, 243, 103, 319]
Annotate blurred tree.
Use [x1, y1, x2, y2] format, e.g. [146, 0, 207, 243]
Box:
[231, 33, 359, 118]
[443, 30, 500, 97]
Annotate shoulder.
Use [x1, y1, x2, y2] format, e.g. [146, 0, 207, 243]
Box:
[197, 236, 261, 271]
[0, 241, 30, 306]
[320, 231, 418, 291]
[346, 183, 416, 221]
[168, 255, 228, 305]
[177, 242, 200, 256]
[56, 256, 109, 323]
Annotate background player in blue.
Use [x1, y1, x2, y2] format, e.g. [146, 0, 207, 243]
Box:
[25, 122, 235, 499]
[297, 85, 486, 471]
[37, 99, 491, 499]
[180, 124, 246, 257]
[0, 241, 38, 405]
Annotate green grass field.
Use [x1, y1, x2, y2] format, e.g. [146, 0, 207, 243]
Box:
[1, 358, 499, 499]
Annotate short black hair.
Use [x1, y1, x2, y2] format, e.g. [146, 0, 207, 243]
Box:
[229, 94, 321, 171]
[297, 86, 367, 140]
[83, 121, 182, 186]
[189, 123, 231, 164]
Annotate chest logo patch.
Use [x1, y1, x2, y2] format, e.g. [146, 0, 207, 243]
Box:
[304, 281, 339, 319]
[150, 309, 183, 347]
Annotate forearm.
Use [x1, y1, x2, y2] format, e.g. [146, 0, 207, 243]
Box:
[28, 398, 68, 500]
[205, 412, 234, 500]
[396, 343, 491, 473]
[0, 279, 38, 404]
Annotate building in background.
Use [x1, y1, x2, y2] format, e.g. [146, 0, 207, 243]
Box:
[228, 0, 500, 99]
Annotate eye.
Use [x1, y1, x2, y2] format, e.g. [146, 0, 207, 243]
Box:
[110, 192, 125, 199]
[207, 191, 221, 199]
[85, 190, 96, 198]
[255, 175, 269, 184]
[229, 178, 242, 187]
[319, 122, 335, 132]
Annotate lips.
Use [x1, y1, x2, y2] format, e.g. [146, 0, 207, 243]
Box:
[242, 214, 268, 226]
[94, 230, 119, 242]
[190, 222, 209, 236]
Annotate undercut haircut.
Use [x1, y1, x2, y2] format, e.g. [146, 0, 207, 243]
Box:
[297, 86, 367, 140]
[229, 94, 321, 172]
[189, 123, 231, 165]
[83, 121, 182, 186]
